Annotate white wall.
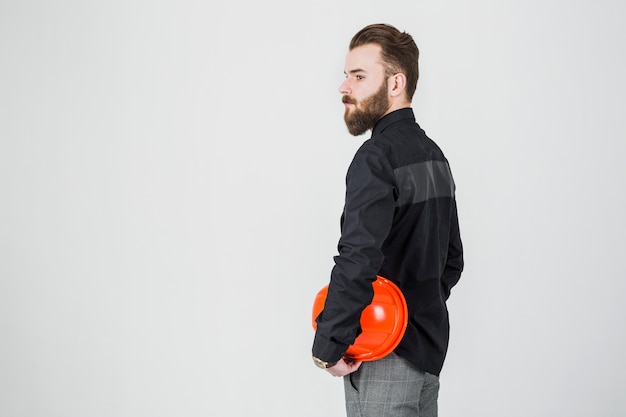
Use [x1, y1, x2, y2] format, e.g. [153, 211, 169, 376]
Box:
[2, 1, 625, 416]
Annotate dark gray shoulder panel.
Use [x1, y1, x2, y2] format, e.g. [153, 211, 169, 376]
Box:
[393, 160, 455, 206]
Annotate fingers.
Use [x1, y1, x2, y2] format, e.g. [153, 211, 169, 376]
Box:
[326, 358, 363, 377]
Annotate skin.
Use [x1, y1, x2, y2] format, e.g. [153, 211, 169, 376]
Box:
[325, 357, 362, 377]
[323, 44, 412, 378]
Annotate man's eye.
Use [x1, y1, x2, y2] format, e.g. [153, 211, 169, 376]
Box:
[356, 75, 364, 80]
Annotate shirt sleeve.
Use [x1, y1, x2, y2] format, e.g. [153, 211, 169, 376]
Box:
[312, 142, 396, 362]
[441, 198, 463, 300]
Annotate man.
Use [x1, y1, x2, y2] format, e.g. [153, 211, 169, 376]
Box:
[311, 24, 464, 417]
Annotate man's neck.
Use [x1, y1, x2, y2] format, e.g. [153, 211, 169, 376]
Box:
[383, 100, 412, 117]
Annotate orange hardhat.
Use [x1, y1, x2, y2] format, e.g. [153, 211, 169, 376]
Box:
[311, 276, 408, 362]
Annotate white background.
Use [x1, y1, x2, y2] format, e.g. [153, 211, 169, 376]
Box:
[2, 1, 625, 416]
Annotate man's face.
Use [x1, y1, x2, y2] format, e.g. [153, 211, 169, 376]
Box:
[340, 44, 390, 136]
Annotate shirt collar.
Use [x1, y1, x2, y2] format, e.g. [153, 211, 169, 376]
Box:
[371, 107, 415, 136]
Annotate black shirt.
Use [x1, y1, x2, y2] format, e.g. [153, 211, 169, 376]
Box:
[312, 108, 463, 376]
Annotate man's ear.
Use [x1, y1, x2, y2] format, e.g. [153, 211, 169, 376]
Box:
[388, 73, 407, 98]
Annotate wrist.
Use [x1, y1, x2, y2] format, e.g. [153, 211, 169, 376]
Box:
[312, 356, 338, 369]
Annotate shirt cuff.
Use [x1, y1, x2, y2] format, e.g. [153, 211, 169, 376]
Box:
[312, 332, 349, 362]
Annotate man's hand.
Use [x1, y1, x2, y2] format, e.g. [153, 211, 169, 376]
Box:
[325, 357, 362, 377]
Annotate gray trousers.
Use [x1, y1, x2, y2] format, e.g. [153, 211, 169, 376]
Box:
[343, 353, 439, 417]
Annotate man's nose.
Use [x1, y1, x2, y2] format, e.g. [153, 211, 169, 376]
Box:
[338, 78, 351, 95]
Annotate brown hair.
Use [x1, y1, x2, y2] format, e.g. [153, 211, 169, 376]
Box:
[349, 23, 420, 101]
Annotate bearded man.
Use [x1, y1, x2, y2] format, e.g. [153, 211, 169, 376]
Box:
[311, 24, 464, 417]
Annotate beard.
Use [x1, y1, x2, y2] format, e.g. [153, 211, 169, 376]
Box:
[343, 82, 390, 136]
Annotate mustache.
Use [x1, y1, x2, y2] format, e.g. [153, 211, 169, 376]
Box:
[342, 96, 356, 105]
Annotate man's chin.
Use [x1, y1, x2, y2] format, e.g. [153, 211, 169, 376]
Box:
[346, 123, 369, 136]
